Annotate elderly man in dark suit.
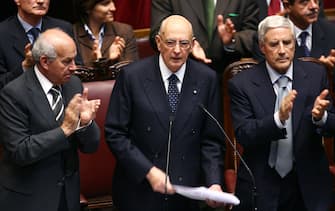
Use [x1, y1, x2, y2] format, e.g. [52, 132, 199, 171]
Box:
[150, 0, 259, 73]
[229, 15, 335, 211]
[0, 28, 100, 211]
[105, 15, 225, 211]
[0, 0, 81, 89]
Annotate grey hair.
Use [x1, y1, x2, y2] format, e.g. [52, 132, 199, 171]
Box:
[32, 33, 57, 63]
[258, 15, 294, 43]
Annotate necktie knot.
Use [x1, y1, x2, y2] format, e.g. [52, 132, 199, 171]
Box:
[299, 31, 308, 46]
[168, 74, 179, 84]
[28, 27, 40, 43]
[277, 75, 289, 89]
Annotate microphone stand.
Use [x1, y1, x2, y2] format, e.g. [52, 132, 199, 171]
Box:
[199, 104, 258, 211]
[165, 116, 174, 211]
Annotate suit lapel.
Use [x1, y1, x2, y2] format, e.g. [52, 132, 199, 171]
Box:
[311, 22, 326, 57]
[173, 62, 199, 135]
[101, 23, 116, 55]
[291, 61, 307, 137]
[75, 23, 94, 51]
[26, 69, 58, 128]
[11, 17, 29, 58]
[252, 63, 276, 115]
[142, 57, 170, 131]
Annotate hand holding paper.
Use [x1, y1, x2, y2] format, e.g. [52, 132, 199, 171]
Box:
[173, 185, 240, 205]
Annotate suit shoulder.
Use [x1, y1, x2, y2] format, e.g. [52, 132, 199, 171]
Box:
[0, 16, 20, 34]
[43, 16, 72, 31]
[188, 59, 217, 78]
[122, 56, 156, 75]
[296, 59, 327, 76]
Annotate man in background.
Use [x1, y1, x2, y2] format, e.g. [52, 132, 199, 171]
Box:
[150, 0, 259, 73]
[0, 0, 81, 89]
[283, 0, 335, 70]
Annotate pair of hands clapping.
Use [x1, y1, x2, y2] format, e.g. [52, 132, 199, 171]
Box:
[61, 88, 100, 136]
[92, 36, 126, 61]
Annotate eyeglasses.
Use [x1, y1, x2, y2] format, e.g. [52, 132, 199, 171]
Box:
[159, 35, 192, 49]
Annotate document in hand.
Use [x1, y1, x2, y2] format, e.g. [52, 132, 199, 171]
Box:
[173, 185, 240, 205]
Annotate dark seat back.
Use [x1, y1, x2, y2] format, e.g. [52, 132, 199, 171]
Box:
[80, 80, 116, 197]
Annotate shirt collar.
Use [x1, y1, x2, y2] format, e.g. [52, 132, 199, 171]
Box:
[266, 62, 293, 85]
[84, 24, 105, 41]
[34, 65, 54, 95]
[17, 14, 42, 33]
[159, 54, 186, 83]
[294, 24, 312, 40]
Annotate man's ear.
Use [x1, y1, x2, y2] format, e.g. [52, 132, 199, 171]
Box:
[260, 42, 266, 55]
[155, 35, 162, 51]
[13, 0, 20, 6]
[40, 55, 49, 69]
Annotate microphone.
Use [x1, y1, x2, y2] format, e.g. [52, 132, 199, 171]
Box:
[198, 103, 258, 211]
[165, 115, 174, 210]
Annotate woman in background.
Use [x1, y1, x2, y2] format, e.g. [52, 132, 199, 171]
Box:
[73, 0, 138, 67]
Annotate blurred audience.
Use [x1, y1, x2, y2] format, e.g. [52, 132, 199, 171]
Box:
[0, 0, 78, 89]
[150, 0, 259, 73]
[73, 0, 138, 67]
[255, 0, 325, 21]
[283, 0, 335, 70]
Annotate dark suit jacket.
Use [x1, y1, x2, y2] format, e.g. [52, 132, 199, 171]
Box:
[73, 21, 139, 67]
[0, 15, 80, 89]
[255, 0, 325, 21]
[228, 60, 335, 211]
[105, 56, 224, 210]
[295, 18, 335, 59]
[150, 0, 259, 72]
[0, 69, 100, 211]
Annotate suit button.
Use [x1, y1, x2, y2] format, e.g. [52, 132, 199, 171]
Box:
[178, 177, 183, 182]
[192, 129, 196, 135]
[181, 155, 185, 160]
[147, 126, 151, 132]
[154, 153, 159, 158]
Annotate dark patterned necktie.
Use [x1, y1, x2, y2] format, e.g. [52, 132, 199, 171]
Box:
[299, 31, 310, 57]
[49, 85, 64, 122]
[28, 27, 40, 43]
[168, 74, 180, 113]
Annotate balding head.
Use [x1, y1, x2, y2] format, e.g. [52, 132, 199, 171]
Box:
[159, 15, 193, 40]
[32, 28, 76, 63]
[155, 15, 195, 72]
[32, 28, 77, 85]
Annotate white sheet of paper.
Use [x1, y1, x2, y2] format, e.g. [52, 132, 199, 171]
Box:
[173, 185, 240, 205]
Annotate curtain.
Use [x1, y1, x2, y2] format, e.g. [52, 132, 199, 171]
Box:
[114, 0, 151, 29]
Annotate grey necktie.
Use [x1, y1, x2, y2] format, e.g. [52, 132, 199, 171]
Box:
[268, 75, 293, 178]
[167, 74, 180, 113]
[49, 85, 64, 122]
